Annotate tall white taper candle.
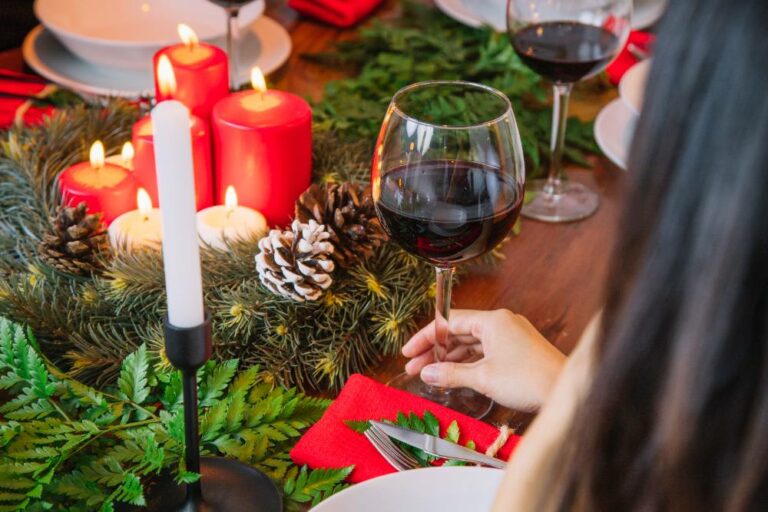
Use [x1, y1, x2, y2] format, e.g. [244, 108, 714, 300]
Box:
[152, 100, 205, 328]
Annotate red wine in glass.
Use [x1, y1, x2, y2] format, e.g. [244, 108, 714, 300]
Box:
[510, 21, 621, 83]
[376, 161, 524, 265]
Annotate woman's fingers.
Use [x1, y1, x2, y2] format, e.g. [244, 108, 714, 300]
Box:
[402, 309, 488, 357]
[403, 342, 483, 375]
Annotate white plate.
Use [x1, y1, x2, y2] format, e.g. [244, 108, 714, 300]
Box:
[435, 0, 665, 32]
[311, 467, 504, 512]
[35, 0, 265, 70]
[595, 98, 637, 170]
[618, 58, 651, 116]
[22, 16, 291, 98]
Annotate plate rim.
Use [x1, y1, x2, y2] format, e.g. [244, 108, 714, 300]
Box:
[594, 98, 635, 171]
[22, 16, 292, 99]
[310, 466, 505, 512]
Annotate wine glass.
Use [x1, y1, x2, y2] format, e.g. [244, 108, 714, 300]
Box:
[507, 0, 631, 222]
[207, 0, 256, 88]
[372, 81, 525, 418]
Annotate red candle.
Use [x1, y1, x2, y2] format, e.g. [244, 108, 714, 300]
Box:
[212, 68, 312, 226]
[59, 141, 137, 224]
[132, 114, 213, 210]
[153, 24, 229, 122]
[133, 57, 214, 210]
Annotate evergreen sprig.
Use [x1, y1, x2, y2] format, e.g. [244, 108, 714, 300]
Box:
[306, 0, 600, 176]
[0, 317, 349, 511]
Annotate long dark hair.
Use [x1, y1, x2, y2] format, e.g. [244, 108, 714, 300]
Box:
[551, 0, 768, 510]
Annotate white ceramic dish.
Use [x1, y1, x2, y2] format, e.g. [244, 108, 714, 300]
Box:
[595, 98, 637, 170]
[23, 16, 291, 98]
[310, 467, 505, 512]
[34, 0, 265, 69]
[619, 58, 651, 116]
[435, 0, 666, 32]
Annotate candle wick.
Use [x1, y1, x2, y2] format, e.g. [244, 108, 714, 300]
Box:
[226, 207, 234, 220]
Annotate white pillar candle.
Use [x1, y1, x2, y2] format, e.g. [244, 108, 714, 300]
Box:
[108, 188, 162, 250]
[196, 186, 267, 250]
[152, 100, 205, 328]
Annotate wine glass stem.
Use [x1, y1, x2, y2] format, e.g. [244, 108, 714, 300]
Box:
[544, 83, 574, 197]
[225, 7, 240, 89]
[431, 266, 454, 396]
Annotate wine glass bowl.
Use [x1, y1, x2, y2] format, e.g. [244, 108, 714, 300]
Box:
[372, 81, 525, 418]
[507, 0, 631, 222]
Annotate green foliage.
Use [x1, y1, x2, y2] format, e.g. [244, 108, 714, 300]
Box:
[0, 318, 348, 511]
[306, 1, 600, 179]
[345, 410, 475, 468]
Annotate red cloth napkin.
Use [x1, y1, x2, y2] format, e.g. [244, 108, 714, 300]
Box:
[606, 31, 655, 85]
[287, 0, 383, 28]
[0, 70, 53, 129]
[290, 374, 521, 483]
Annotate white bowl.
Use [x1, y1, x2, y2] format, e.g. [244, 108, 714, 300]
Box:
[618, 59, 651, 116]
[34, 0, 265, 70]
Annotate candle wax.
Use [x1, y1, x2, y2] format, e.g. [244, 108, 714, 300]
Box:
[59, 162, 137, 224]
[212, 89, 312, 226]
[108, 209, 162, 250]
[131, 114, 213, 210]
[196, 205, 267, 250]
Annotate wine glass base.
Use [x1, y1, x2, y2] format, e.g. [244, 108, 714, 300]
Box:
[522, 179, 600, 223]
[387, 372, 494, 419]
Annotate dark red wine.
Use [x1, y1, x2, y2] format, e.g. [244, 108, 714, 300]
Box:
[511, 21, 620, 83]
[207, 0, 254, 7]
[376, 161, 523, 265]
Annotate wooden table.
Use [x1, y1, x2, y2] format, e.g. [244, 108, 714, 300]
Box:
[0, 0, 626, 428]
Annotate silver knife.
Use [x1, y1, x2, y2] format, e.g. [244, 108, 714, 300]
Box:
[370, 420, 507, 469]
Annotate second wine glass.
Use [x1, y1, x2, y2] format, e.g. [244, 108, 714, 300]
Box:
[507, 0, 631, 222]
[372, 81, 525, 418]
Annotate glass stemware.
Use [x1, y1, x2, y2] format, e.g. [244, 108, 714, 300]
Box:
[207, 0, 256, 88]
[507, 0, 631, 222]
[372, 81, 525, 418]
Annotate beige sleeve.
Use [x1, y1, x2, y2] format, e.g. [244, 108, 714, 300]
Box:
[492, 313, 601, 512]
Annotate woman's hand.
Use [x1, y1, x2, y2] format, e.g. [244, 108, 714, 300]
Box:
[402, 309, 566, 412]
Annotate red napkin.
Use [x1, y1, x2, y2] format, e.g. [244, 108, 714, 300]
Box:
[606, 31, 655, 85]
[0, 70, 53, 129]
[290, 374, 521, 483]
[287, 0, 383, 28]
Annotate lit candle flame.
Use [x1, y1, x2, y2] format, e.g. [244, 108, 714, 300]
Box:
[157, 55, 177, 96]
[225, 186, 238, 216]
[90, 141, 105, 169]
[137, 188, 152, 221]
[121, 141, 134, 166]
[250, 67, 267, 93]
[177, 24, 199, 49]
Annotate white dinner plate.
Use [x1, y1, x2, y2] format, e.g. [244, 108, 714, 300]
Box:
[435, 0, 666, 32]
[22, 16, 291, 98]
[618, 58, 651, 116]
[310, 467, 504, 512]
[594, 98, 637, 171]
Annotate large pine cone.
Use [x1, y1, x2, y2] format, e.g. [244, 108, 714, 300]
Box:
[295, 183, 387, 268]
[255, 220, 335, 302]
[38, 202, 109, 276]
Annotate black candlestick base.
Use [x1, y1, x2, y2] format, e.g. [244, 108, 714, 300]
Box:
[158, 314, 282, 512]
[145, 457, 282, 512]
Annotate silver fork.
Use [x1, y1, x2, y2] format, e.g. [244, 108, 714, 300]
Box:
[364, 424, 422, 471]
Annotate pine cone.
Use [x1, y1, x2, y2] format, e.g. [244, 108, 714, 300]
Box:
[38, 202, 110, 276]
[255, 220, 335, 302]
[295, 183, 387, 268]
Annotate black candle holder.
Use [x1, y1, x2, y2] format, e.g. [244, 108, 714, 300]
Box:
[145, 313, 282, 512]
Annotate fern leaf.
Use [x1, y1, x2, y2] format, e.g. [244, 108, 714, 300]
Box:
[117, 344, 149, 405]
[283, 466, 354, 504]
[199, 359, 238, 407]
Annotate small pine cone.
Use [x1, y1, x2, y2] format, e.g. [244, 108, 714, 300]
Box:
[295, 183, 387, 268]
[255, 220, 335, 302]
[38, 202, 110, 276]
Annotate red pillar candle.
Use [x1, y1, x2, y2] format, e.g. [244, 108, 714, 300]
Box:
[132, 114, 213, 210]
[132, 57, 214, 210]
[212, 68, 312, 226]
[153, 24, 229, 122]
[58, 141, 137, 224]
